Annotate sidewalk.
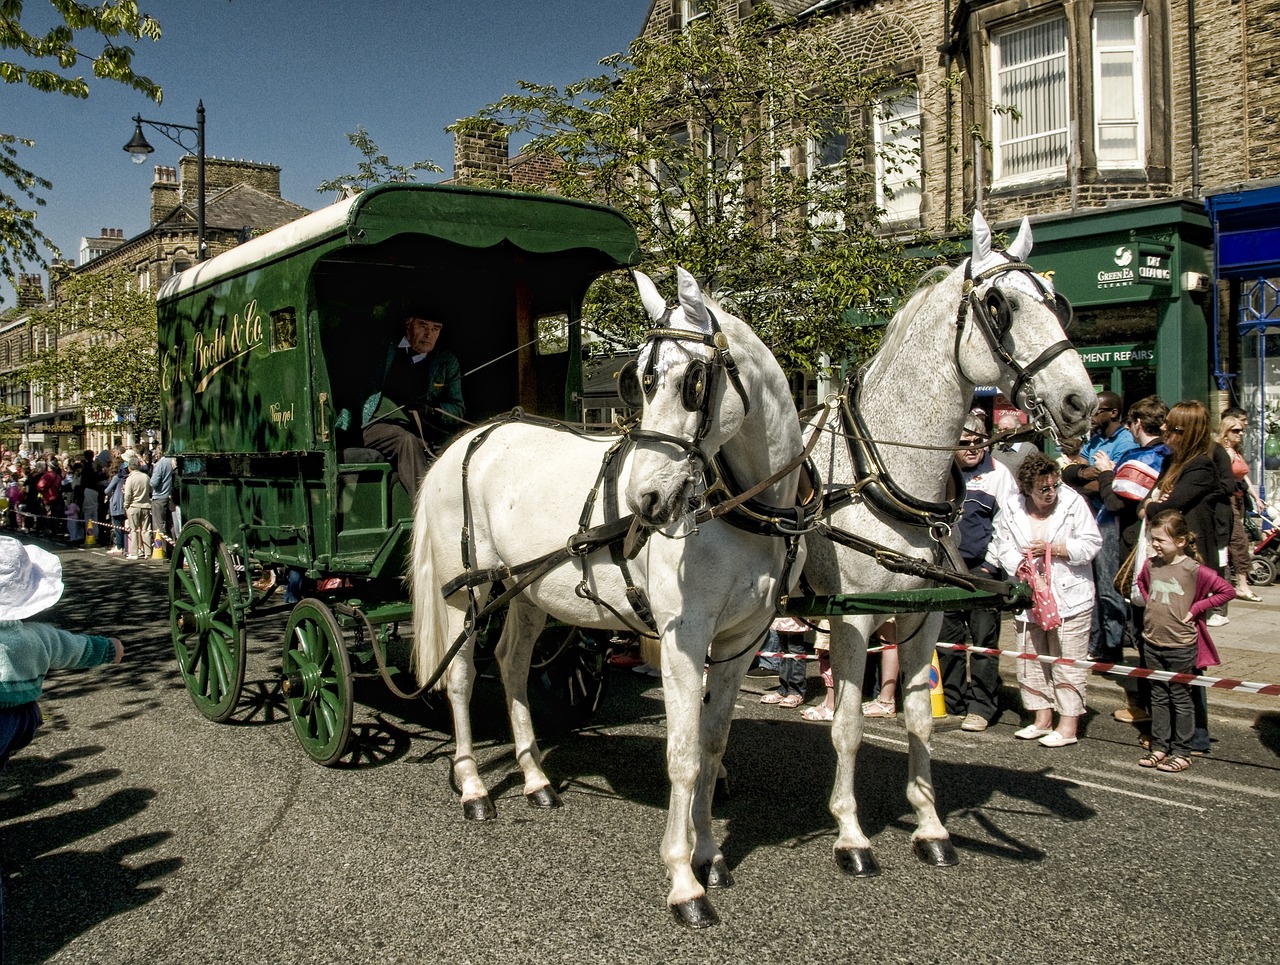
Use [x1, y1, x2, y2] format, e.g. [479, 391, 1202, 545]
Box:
[999, 580, 1280, 723]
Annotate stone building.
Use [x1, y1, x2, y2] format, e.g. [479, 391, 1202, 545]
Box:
[13, 157, 314, 455]
[638, 0, 1280, 479]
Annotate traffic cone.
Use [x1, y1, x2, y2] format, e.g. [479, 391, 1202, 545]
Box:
[929, 651, 947, 718]
[84, 519, 97, 547]
[151, 530, 167, 560]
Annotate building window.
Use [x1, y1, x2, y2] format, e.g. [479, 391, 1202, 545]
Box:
[808, 115, 849, 229]
[650, 125, 693, 228]
[992, 16, 1070, 184]
[683, 0, 710, 28]
[874, 89, 922, 223]
[1093, 5, 1144, 169]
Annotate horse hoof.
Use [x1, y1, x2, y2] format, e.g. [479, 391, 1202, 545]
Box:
[696, 857, 735, 889]
[462, 796, 497, 821]
[525, 786, 562, 809]
[713, 776, 730, 802]
[913, 837, 959, 867]
[834, 846, 881, 878]
[670, 895, 719, 929]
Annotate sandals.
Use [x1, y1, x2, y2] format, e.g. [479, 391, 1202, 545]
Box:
[761, 691, 804, 709]
[801, 704, 835, 722]
[1138, 750, 1168, 768]
[1156, 755, 1191, 773]
[861, 698, 897, 718]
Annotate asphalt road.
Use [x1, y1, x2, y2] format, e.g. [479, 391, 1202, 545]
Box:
[3, 544, 1279, 964]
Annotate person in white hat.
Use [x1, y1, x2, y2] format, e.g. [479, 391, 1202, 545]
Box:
[0, 536, 123, 770]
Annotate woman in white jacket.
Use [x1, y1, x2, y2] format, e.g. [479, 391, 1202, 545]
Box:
[991, 452, 1102, 747]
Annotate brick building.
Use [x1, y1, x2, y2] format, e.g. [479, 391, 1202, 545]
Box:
[8, 157, 313, 455]
[637, 0, 1279, 478]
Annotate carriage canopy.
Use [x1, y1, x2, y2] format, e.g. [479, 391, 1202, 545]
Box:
[158, 182, 642, 456]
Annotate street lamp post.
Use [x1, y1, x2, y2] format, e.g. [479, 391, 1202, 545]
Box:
[124, 101, 207, 261]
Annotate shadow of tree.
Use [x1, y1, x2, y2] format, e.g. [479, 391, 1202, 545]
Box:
[2, 750, 179, 964]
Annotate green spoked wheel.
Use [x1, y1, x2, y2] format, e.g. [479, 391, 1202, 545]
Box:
[281, 599, 353, 766]
[170, 519, 247, 723]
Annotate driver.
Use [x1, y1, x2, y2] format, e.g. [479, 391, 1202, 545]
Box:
[347, 314, 464, 495]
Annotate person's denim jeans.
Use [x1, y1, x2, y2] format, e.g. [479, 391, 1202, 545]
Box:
[1090, 518, 1127, 660]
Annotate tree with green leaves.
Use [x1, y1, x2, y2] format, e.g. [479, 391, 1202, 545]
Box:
[450, 7, 931, 370]
[316, 126, 441, 199]
[19, 268, 161, 435]
[1, 1, 163, 304]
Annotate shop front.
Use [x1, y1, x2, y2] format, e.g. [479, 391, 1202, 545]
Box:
[1026, 199, 1213, 410]
[1205, 180, 1280, 502]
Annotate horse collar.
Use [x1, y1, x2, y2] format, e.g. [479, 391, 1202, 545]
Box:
[837, 371, 962, 531]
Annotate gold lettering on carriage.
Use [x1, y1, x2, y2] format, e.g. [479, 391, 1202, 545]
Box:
[269, 402, 295, 426]
[162, 300, 267, 393]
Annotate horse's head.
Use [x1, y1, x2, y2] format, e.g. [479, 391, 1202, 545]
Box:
[623, 267, 753, 527]
[957, 211, 1095, 440]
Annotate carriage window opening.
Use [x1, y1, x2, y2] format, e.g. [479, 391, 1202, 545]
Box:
[536, 314, 570, 355]
[991, 16, 1070, 185]
[270, 308, 298, 352]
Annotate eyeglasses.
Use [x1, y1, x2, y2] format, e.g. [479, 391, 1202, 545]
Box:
[1228, 427, 1244, 434]
[959, 441, 983, 450]
[1164, 426, 1184, 434]
[1032, 484, 1060, 495]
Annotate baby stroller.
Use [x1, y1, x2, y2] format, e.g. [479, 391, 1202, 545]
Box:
[1246, 508, 1280, 585]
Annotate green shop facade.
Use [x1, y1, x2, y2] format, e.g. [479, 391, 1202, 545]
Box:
[905, 199, 1214, 426]
[1006, 200, 1213, 408]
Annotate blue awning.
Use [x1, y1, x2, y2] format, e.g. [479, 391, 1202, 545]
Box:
[1206, 182, 1280, 278]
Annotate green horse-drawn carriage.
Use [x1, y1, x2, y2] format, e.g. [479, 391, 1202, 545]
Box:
[160, 183, 640, 764]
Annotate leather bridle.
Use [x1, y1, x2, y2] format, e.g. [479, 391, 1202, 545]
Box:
[619, 305, 751, 467]
[957, 258, 1075, 436]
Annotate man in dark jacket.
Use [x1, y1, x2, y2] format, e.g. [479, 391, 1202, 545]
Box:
[939, 415, 1018, 731]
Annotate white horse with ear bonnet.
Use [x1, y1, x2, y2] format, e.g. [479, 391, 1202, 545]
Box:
[802, 211, 1095, 875]
[410, 266, 806, 926]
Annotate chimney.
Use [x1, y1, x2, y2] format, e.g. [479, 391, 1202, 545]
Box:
[150, 165, 180, 225]
[453, 122, 511, 186]
[16, 274, 44, 308]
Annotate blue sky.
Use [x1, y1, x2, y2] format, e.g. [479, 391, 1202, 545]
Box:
[4, 0, 648, 305]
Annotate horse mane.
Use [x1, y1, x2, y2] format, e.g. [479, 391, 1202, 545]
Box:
[865, 263, 964, 380]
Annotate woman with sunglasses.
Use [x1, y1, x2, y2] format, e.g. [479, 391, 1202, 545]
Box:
[1216, 411, 1264, 602]
[991, 452, 1102, 747]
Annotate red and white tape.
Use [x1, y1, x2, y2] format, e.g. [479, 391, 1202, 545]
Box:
[935, 641, 1280, 698]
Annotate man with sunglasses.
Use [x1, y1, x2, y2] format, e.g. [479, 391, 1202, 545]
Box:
[1064, 391, 1136, 662]
[938, 414, 1018, 732]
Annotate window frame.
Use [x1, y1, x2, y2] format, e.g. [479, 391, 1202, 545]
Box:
[990, 13, 1071, 187]
[1091, 3, 1146, 171]
[873, 87, 923, 224]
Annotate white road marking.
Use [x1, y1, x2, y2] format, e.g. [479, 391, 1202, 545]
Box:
[1045, 770, 1207, 812]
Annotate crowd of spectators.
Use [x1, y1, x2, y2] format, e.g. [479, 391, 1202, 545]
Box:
[751, 391, 1256, 767]
[0, 439, 179, 559]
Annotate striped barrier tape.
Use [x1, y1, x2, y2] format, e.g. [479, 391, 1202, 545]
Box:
[758, 641, 1280, 697]
[935, 641, 1280, 698]
[5, 506, 177, 546]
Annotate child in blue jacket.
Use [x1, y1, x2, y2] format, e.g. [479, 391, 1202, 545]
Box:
[0, 536, 123, 768]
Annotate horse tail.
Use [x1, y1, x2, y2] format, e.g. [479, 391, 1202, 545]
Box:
[409, 473, 455, 691]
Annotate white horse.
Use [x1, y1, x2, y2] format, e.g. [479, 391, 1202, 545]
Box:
[410, 266, 805, 926]
[803, 211, 1095, 875]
